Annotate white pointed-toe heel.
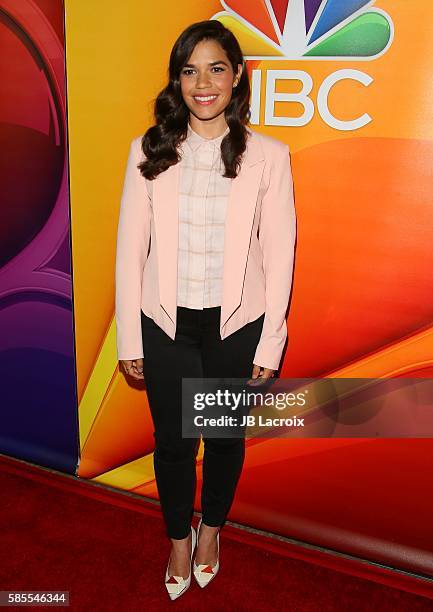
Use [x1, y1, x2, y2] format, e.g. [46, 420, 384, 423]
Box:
[165, 526, 196, 600]
[193, 517, 220, 588]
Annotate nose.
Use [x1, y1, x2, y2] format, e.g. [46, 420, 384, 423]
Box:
[196, 71, 212, 89]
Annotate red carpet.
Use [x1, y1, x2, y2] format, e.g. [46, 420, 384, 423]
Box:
[1, 454, 433, 611]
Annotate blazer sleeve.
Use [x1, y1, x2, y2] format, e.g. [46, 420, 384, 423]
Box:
[115, 137, 151, 361]
[253, 143, 296, 371]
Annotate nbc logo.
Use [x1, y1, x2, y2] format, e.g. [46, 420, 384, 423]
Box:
[212, 0, 394, 130]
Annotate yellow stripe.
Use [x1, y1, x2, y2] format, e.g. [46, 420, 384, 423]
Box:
[91, 441, 205, 490]
[79, 316, 117, 447]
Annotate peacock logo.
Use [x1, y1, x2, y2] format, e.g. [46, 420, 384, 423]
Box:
[212, 0, 393, 60]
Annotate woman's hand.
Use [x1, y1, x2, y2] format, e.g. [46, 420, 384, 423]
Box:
[120, 358, 144, 381]
[247, 363, 276, 386]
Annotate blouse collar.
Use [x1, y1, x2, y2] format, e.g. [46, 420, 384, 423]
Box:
[184, 123, 229, 152]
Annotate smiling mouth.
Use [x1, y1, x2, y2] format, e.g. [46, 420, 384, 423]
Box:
[193, 95, 218, 105]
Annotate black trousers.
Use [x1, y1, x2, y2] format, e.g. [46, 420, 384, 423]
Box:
[140, 305, 265, 539]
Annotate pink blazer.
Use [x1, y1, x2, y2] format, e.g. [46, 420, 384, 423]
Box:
[115, 127, 296, 371]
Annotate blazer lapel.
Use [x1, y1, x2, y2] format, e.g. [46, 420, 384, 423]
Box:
[152, 130, 265, 328]
[220, 130, 265, 329]
[152, 161, 180, 324]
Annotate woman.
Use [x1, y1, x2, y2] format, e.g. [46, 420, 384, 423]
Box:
[115, 20, 296, 600]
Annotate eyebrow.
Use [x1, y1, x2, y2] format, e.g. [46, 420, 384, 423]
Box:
[182, 60, 230, 68]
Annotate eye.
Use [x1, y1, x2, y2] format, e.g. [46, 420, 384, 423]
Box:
[211, 65, 225, 73]
[181, 68, 195, 76]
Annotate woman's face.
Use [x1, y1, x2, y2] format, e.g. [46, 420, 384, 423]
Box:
[179, 39, 242, 123]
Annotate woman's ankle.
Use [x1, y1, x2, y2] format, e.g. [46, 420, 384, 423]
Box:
[170, 530, 191, 549]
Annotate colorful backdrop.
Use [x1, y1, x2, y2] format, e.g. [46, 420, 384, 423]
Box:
[0, 0, 78, 472]
[64, 0, 433, 577]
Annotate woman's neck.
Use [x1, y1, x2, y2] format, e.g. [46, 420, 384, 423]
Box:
[188, 114, 228, 140]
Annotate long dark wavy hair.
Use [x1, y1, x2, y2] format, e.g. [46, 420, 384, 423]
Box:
[138, 20, 251, 180]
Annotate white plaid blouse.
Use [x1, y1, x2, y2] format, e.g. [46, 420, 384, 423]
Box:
[177, 124, 231, 309]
